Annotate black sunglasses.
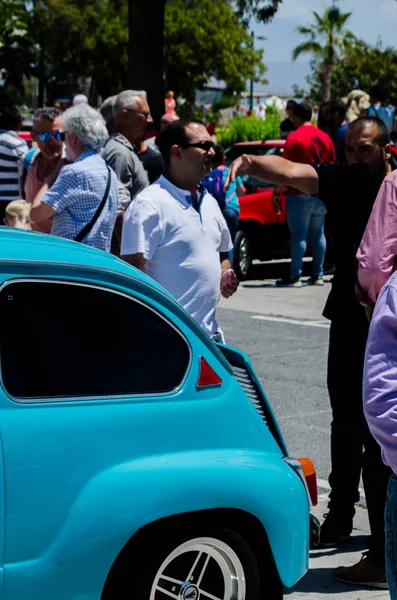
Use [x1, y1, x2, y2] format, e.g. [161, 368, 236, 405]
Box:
[184, 140, 215, 152]
[35, 130, 65, 142]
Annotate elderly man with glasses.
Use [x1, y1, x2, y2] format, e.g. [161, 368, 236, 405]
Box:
[102, 89, 149, 201]
[31, 104, 118, 252]
[121, 118, 239, 340]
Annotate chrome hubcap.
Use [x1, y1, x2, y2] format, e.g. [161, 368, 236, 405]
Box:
[149, 536, 246, 600]
[239, 237, 251, 276]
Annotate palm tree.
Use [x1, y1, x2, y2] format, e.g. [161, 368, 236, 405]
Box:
[292, 6, 355, 102]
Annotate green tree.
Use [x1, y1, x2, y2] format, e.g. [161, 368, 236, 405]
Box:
[164, 0, 267, 104]
[128, 0, 283, 122]
[234, 0, 283, 22]
[303, 39, 397, 105]
[292, 6, 355, 102]
[0, 0, 35, 99]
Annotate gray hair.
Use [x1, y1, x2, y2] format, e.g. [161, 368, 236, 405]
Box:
[99, 95, 116, 124]
[33, 107, 62, 128]
[113, 89, 147, 119]
[62, 104, 108, 151]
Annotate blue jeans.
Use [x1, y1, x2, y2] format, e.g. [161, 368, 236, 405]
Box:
[386, 474, 397, 598]
[223, 206, 239, 263]
[286, 194, 327, 280]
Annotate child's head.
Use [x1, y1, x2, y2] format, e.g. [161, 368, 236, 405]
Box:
[4, 200, 32, 230]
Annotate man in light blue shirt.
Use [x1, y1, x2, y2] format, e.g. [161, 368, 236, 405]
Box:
[366, 86, 396, 135]
[364, 270, 397, 597]
[31, 104, 118, 252]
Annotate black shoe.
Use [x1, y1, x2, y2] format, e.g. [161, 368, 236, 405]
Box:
[319, 512, 352, 547]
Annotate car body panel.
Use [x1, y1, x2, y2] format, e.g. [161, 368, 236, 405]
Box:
[0, 230, 310, 598]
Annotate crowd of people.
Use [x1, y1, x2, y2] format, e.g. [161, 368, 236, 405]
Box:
[2, 85, 397, 594]
[0, 90, 239, 341]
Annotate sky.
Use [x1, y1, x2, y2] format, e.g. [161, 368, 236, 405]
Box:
[251, 0, 397, 96]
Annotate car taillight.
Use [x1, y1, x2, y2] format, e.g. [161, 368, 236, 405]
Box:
[298, 457, 317, 507]
[283, 457, 317, 507]
[196, 357, 222, 388]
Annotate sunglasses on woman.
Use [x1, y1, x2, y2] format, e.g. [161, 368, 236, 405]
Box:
[35, 130, 65, 142]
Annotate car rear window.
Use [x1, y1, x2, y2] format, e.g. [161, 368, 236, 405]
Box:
[0, 280, 190, 401]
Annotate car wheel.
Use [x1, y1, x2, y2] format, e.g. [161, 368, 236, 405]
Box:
[234, 231, 252, 281]
[107, 527, 261, 600]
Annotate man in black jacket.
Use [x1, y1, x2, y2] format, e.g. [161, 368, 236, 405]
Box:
[226, 117, 392, 589]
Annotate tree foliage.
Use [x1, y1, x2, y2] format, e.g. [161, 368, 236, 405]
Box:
[292, 6, 355, 101]
[234, 0, 283, 22]
[0, 0, 270, 107]
[306, 39, 397, 105]
[0, 0, 35, 98]
[164, 0, 267, 103]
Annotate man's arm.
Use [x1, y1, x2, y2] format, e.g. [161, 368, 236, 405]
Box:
[220, 252, 238, 299]
[357, 177, 397, 306]
[122, 253, 147, 271]
[224, 154, 319, 196]
[364, 281, 397, 473]
[120, 195, 162, 268]
[30, 157, 66, 223]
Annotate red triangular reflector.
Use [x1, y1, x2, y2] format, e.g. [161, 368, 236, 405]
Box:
[197, 357, 222, 388]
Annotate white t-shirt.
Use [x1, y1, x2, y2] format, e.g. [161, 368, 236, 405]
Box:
[121, 175, 233, 336]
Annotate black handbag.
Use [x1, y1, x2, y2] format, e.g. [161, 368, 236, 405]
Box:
[74, 165, 111, 242]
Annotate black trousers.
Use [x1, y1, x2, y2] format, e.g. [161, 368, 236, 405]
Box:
[327, 312, 391, 565]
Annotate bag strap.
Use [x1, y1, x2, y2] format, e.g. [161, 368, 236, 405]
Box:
[21, 149, 39, 198]
[74, 166, 111, 243]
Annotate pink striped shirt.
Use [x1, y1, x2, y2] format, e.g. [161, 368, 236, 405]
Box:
[357, 169, 397, 305]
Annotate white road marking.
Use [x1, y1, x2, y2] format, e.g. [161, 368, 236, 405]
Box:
[252, 315, 330, 328]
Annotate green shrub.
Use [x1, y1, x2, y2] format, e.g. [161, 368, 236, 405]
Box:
[216, 110, 281, 147]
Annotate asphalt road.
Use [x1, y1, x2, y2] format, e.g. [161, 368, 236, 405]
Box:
[217, 262, 389, 600]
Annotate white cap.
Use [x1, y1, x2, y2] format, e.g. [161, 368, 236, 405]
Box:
[73, 94, 89, 106]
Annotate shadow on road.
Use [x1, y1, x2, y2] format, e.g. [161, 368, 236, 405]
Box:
[246, 260, 334, 282]
[285, 535, 373, 596]
[284, 567, 378, 595]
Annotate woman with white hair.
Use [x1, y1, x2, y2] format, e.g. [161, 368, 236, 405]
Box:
[31, 104, 119, 252]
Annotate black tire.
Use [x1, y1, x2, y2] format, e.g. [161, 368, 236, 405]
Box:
[234, 230, 252, 281]
[106, 525, 261, 600]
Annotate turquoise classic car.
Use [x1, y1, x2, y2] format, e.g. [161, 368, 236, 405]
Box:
[0, 228, 316, 600]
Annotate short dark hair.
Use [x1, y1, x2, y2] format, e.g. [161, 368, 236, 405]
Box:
[33, 107, 61, 129]
[0, 104, 22, 130]
[328, 100, 347, 120]
[370, 85, 387, 103]
[347, 116, 390, 147]
[156, 118, 206, 166]
[292, 101, 312, 123]
[286, 99, 297, 109]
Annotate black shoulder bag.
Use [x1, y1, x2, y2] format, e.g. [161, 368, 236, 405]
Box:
[74, 166, 111, 242]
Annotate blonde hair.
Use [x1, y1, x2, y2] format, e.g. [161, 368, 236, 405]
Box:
[5, 200, 32, 229]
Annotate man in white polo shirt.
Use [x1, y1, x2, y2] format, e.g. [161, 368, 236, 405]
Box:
[121, 119, 239, 338]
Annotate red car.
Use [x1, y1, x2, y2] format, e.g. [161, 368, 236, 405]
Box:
[18, 131, 33, 148]
[225, 140, 290, 280]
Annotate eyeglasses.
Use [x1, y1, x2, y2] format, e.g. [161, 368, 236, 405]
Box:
[184, 140, 215, 152]
[35, 130, 65, 142]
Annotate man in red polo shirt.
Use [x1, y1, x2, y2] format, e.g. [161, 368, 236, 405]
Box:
[274, 101, 335, 287]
